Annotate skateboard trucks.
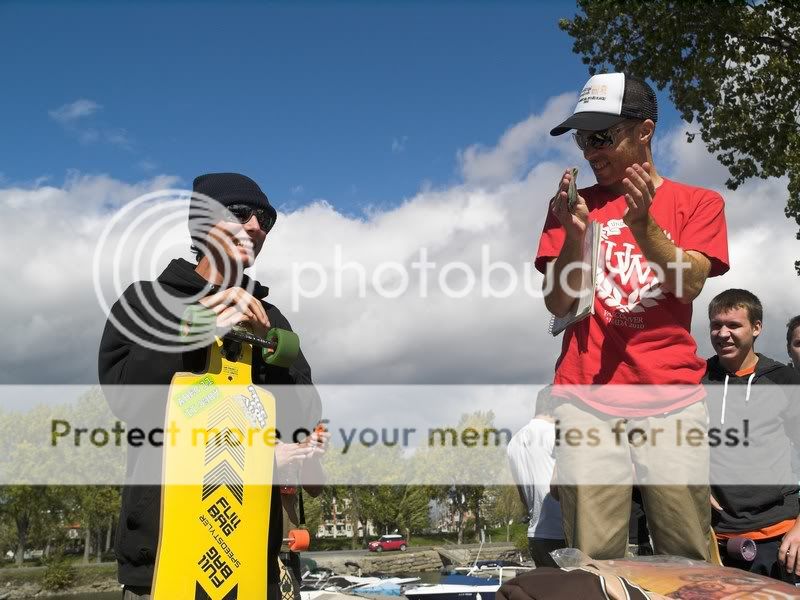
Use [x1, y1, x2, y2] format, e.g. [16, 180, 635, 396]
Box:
[180, 305, 300, 368]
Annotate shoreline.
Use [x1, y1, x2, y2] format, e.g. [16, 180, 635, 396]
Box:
[0, 544, 519, 598]
[0, 563, 119, 599]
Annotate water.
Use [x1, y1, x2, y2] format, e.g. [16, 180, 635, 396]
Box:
[32, 571, 443, 599]
[407, 571, 442, 584]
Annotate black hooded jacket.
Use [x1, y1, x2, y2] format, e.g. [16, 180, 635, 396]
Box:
[703, 353, 800, 535]
[98, 258, 320, 589]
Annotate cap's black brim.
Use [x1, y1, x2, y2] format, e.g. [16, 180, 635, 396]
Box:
[550, 112, 628, 136]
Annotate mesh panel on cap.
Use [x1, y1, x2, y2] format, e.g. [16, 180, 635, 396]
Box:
[621, 76, 658, 123]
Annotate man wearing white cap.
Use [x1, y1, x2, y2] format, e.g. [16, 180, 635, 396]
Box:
[535, 73, 730, 560]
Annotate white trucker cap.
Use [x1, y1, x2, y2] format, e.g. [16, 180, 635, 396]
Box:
[550, 72, 658, 136]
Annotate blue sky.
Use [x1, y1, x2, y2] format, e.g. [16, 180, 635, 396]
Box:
[1, 0, 682, 214]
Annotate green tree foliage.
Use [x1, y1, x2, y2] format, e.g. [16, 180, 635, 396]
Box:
[345, 486, 379, 548]
[299, 492, 324, 539]
[282, 410, 515, 548]
[0, 486, 48, 566]
[416, 411, 506, 544]
[395, 486, 431, 542]
[0, 515, 17, 557]
[0, 387, 123, 565]
[318, 434, 434, 546]
[512, 523, 530, 553]
[360, 485, 433, 541]
[361, 486, 400, 536]
[69, 486, 120, 563]
[559, 1, 800, 272]
[26, 490, 68, 559]
[0, 403, 69, 565]
[483, 486, 525, 542]
[321, 444, 407, 548]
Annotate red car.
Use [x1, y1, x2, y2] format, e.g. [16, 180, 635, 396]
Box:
[368, 534, 407, 552]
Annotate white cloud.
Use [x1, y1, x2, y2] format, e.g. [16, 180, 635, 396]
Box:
[4, 94, 798, 387]
[652, 122, 799, 360]
[291, 185, 305, 195]
[48, 99, 133, 150]
[79, 128, 100, 144]
[457, 93, 577, 185]
[392, 136, 408, 154]
[0, 173, 182, 383]
[255, 171, 563, 385]
[138, 159, 158, 172]
[104, 128, 133, 150]
[48, 99, 102, 124]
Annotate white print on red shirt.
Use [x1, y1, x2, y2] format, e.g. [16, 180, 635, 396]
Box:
[596, 219, 668, 319]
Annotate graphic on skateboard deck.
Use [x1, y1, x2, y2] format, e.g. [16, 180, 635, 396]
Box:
[153, 308, 305, 599]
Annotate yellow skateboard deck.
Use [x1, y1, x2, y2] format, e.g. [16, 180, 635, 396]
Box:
[153, 335, 276, 599]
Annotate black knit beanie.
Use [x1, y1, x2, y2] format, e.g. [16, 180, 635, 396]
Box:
[188, 172, 277, 246]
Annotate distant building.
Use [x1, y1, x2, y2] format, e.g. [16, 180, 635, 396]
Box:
[316, 497, 378, 539]
[429, 498, 474, 533]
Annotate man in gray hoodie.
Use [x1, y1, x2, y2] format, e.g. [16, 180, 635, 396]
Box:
[703, 288, 800, 582]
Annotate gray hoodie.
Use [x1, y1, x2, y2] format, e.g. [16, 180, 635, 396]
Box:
[703, 353, 800, 534]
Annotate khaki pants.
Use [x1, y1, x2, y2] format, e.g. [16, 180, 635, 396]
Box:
[554, 400, 711, 561]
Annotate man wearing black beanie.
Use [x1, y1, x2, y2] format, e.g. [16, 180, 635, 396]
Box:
[98, 173, 322, 599]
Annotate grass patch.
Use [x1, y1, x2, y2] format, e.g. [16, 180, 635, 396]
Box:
[310, 537, 365, 551]
[73, 563, 117, 585]
[407, 533, 460, 546]
[306, 530, 523, 553]
[486, 522, 527, 543]
[0, 561, 117, 589]
[310, 532, 466, 551]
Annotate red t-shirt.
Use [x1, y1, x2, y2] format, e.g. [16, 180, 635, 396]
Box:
[535, 178, 729, 416]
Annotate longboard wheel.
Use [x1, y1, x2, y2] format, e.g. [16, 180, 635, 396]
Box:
[263, 328, 300, 367]
[285, 529, 310, 552]
[726, 537, 756, 561]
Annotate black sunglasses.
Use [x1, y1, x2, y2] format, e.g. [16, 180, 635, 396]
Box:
[222, 203, 275, 232]
[573, 123, 637, 151]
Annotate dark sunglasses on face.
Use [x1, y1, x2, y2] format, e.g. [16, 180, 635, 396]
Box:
[573, 122, 636, 151]
[222, 203, 275, 232]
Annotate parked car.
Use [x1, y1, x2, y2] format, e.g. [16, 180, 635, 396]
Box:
[368, 534, 407, 552]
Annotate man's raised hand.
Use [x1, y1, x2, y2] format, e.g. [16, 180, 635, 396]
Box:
[622, 162, 657, 230]
[550, 168, 589, 239]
